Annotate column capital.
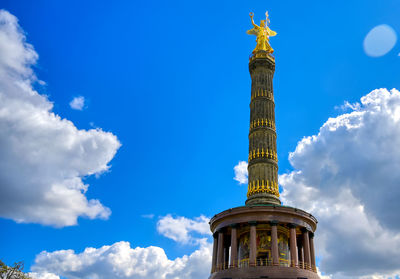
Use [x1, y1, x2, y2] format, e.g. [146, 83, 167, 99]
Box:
[309, 232, 314, 238]
[230, 223, 239, 228]
[301, 227, 309, 233]
[288, 223, 297, 228]
[248, 221, 257, 226]
[270, 220, 279, 226]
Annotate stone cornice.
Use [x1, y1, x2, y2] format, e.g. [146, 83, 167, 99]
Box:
[210, 205, 318, 233]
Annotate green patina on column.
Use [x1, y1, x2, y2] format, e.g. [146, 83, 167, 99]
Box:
[245, 50, 280, 206]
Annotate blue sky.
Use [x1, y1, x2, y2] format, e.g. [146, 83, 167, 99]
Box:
[1, 1, 400, 278]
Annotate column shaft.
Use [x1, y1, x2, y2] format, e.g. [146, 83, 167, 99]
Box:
[302, 230, 311, 270]
[310, 235, 316, 272]
[224, 245, 230, 269]
[298, 238, 303, 269]
[289, 226, 298, 267]
[246, 57, 280, 205]
[212, 234, 218, 272]
[271, 223, 279, 266]
[249, 224, 257, 266]
[217, 231, 224, 270]
[230, 227, 238, 267]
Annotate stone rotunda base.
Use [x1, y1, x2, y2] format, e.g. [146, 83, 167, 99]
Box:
[209, 205, 319, 279]
[209, 265, 320, 279]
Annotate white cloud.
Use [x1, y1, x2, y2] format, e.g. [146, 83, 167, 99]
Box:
[30, 272, 60, 279]
[280, 88, 400, 277]
[335, 100, 361, 112]
[233, 160, 248, 184]
[317, 268, 332, 279]
[0, 10, 121, 227]
[31, 241, 212, 279]
[157, 215, 211, 245]
[363, 24, 397, 57]
[69, 96, 85, 110]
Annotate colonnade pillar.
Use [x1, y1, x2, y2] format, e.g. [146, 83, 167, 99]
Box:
[289, 224, 298, 267]
[249, 222, 257, 266]
[211, 233, 218, 272]
[224, 245, 230, 268]
[310, 233, 316, 271]
[213, 224, 316, 272]
[217, 230, 224, 270]
[302, 228, 311, 270]
[230, 224, 238, 267]
[270, 221, 279, 266]
[298, 237, 303, 269]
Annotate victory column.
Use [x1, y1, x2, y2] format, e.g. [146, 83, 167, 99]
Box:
[208, 12, 320, 279]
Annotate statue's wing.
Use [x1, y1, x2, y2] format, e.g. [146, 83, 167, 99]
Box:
[268, 29, 277, 37]
[246, 28, 258, 35]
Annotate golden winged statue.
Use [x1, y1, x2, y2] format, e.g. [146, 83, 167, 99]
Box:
[247, 11, 277, 53]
